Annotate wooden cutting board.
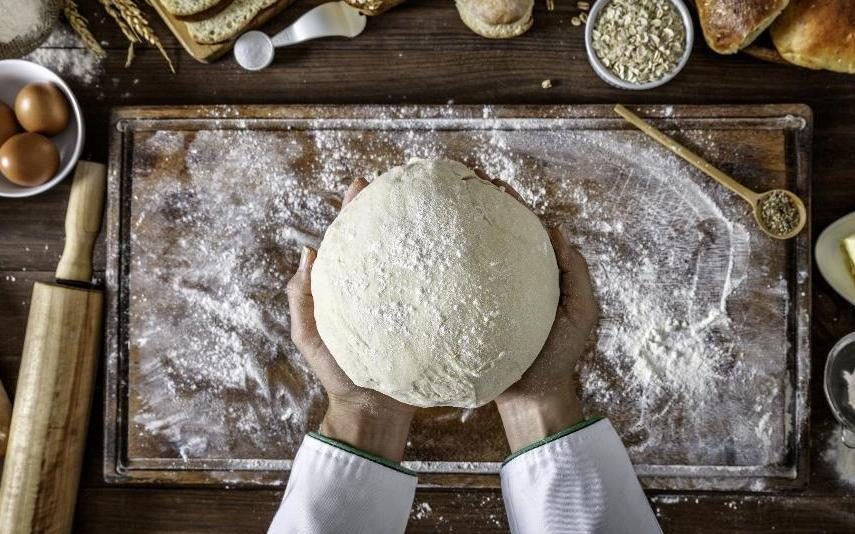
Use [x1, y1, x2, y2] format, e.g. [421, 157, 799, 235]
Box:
[149, 0, 295, 63]
[103, 104, 812, 491]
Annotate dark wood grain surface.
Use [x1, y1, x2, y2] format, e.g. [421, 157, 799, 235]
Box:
[1, 0, 854, 531]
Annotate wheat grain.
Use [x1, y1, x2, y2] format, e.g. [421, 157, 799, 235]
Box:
[101, 0, 174, 73]
[111, 0, 175, 73]
[100, 0, 139, 66]
[64, 0, 107, 58]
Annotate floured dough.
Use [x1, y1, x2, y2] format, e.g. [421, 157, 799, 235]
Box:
[312, 159, 558, 408]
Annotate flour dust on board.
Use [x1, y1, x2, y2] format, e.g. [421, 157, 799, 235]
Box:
[126, 112, 791, 471]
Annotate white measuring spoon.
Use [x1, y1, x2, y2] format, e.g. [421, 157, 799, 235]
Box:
[234, 1, 367, 71]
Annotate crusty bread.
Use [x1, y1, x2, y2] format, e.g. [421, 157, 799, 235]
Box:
[695, 0, 790, 54]
[186, 0, 282, 44]
[742, 43, 788, 65]
[771, 0, 855, 74]
[160, 0, 230, 18]
[456, 0, 533, 39]
[343, 0, 406, 16]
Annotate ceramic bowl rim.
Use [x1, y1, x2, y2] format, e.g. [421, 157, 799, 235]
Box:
[0, 59, 85, 198]
[584, 0, 695, 91]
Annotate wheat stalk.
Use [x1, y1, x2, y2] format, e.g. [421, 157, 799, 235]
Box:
[100, 0, 175, 73]
[100, 0, 139, 66]
[63, 0, 107, 58]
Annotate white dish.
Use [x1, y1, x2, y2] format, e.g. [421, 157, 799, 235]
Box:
[0, 59, 84, 198]
[584, 0, 694, 91]
[816, 211, 855, 306]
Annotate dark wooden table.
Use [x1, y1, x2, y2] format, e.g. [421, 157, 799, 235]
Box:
[1, 0, 854, 531]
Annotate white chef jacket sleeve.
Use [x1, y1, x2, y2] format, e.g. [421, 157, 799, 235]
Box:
[268, 432, 417, 534]
[500, 418, 662, 534]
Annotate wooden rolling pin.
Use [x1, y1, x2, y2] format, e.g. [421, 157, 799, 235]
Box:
[0, 162, 106, 534]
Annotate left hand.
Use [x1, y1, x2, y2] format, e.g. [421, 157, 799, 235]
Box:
[286, 178, 416, 462]
[476, 171, 599, 451]
[494, 225, 598, 451]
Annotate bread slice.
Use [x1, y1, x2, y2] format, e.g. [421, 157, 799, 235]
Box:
[695, 0, 790, 54]
[771, 0, 855, 74]
[456, 0, 533, 39]
[186, 0, 282, 44]
[160, 0, 230, 18]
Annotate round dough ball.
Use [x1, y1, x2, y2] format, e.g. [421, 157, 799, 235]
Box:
[312, 159, 559, 408]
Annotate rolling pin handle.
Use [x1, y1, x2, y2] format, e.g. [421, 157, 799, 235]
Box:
[55, 161, 107, 284]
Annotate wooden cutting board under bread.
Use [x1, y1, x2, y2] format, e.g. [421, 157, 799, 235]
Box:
[103, 104, 812, 492]
[150, 0, 296, 63]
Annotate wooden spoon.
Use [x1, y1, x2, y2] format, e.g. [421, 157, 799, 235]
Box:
[614, 104, 806, 240]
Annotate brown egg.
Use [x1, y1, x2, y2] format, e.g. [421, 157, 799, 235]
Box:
[0, 102, 17, 146]
[0, 133, 60, 187]
[14, 83, 71, 136]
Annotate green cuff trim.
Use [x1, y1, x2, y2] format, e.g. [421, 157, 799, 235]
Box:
[502, 416, 605, 466]
[308, 431, 417, 477]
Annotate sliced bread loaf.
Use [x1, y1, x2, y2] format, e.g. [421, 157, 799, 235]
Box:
[160, 0, 229, 18]
[186, 0, 282, 44]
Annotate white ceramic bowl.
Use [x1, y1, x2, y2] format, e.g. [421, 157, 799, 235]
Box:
[0, 59, 84, 198]
[584, 0, 694, 90]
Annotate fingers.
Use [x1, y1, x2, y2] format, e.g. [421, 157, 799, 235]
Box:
[548, 226, 594, 307]
[286, 247, 358, 391]
[287, 246, 321, 350]
[473, 168, 492, 182]
[473, 169, 527, 205]
[491, 178, 526, 204]
[342, 178, 369, 208]
[547, 226, 573, 272]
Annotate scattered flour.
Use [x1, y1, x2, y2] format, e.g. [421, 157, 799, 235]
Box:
[24, 47, 102, 85]
[123, 107, 795, 478]
[130, 130, 330, 459]
[822, 425, 855, 487]
[19, 25, 103, 85]
[411, 502, 433, 520]
[40, 23, 86, 48]
[651, 494, 687, 505]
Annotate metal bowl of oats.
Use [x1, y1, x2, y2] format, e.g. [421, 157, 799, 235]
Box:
[584, 0, 693, 90]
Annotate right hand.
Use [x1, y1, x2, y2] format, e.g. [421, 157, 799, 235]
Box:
[477, 172, 598, 452]
[495, 226, 598, 451]
[286, 178, 417, 462]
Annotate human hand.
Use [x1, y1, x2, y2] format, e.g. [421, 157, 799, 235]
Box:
[481, 174, 598, 452]
[286, 178, 416, 462]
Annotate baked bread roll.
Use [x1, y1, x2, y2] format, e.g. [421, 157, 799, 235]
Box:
[456, 0, 533, 39]
[695, 0, 789, 54]
[343, 0, 406, 15]
[770, 0, 855, 74]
